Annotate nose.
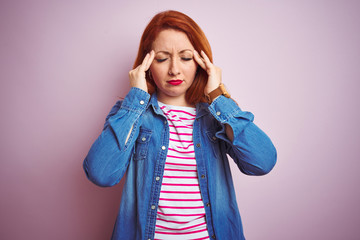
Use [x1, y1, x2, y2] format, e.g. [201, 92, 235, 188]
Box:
[168, 58, 180, 76]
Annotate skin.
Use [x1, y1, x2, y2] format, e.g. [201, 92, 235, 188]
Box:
[129, 29, 233, 141]
[150, 29, 198, 107]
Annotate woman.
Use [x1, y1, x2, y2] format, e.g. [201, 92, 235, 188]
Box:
[83, 10, 276, 240]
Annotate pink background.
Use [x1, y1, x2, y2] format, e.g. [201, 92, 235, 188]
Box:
[1, 0, 359, 239]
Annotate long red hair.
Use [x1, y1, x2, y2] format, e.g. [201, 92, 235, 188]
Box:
[133, 10, 212, 105]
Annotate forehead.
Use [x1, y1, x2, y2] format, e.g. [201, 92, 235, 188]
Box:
[152, 29, 194, 51]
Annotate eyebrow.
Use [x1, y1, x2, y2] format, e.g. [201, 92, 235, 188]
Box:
[155, 49, 193, 55]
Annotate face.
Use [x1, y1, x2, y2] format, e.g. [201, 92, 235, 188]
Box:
[150, 29, 197, 106]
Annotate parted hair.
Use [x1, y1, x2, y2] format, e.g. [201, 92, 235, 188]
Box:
[133, 10, 212, 105]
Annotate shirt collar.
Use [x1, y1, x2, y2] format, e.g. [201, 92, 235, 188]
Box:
[148, 92, 209, 118]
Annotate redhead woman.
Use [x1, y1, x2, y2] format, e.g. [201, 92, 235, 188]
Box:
[83, 10, 277, 240]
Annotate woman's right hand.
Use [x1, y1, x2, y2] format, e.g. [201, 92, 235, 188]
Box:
[129, 50, 155, 92]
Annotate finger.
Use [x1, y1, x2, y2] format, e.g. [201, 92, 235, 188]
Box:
[144, 50, 155, 70]
[200, 50, 213, 68]
[139, 52, 150, 71]
[193, 50, 206, 70]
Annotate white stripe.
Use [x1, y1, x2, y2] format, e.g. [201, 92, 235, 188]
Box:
[155, 102, 209, 239]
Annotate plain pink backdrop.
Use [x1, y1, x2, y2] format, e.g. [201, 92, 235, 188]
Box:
[1, 0, 359, 239]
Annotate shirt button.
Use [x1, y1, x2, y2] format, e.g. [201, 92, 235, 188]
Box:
[212, 235, 216, 239]
[161, 146, 166, 150]
[155, 176, 160, 181]
[140, 100, 145, 105]
[206, 203, 211, 207]
[201, 174, 205, 179]
[151, 205, 156, 210]
[164, 121, 167, 125]
[212, 136, 217, 140]
[142, 137, 146, 142]
[196, 143, 201, 148]
[216, 111, 221, 116]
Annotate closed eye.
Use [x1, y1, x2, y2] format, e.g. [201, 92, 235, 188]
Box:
[156, 58, 167, 63]
[182, 58, 192, 61]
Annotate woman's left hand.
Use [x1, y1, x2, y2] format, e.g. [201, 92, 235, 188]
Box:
[193, 50, 222, 94]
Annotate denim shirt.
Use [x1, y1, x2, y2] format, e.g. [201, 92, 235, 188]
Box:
[83, 87, 277, 240]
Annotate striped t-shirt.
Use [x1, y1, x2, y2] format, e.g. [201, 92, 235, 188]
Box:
[154, 102, 210, 240]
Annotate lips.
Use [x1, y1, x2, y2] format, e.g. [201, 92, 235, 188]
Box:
[167, 80, 183, 85]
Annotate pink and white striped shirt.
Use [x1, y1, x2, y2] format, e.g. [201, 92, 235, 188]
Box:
[154, 102, 210, 240]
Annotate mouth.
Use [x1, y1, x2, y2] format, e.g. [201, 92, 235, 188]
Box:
[167, 79, 183, 86]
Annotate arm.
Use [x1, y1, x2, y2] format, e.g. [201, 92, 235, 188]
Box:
[194, 50, 276, 175]
[83, 51, 155, 187]
[209, 95, 277, 175]
[83, 88, 150, 187]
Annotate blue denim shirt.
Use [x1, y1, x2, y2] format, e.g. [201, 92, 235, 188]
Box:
[83, 87, 277, 240]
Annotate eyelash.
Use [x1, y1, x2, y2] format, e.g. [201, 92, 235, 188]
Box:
[156, 57, 192, 63]
[156, 59, 167, 63]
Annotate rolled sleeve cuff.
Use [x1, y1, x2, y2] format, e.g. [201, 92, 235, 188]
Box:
[208, 95, 254, 123]
[120, 87, 151, 113]
[209, 95, 255, 142]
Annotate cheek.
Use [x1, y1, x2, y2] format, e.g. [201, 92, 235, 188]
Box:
[184, 63, 197, 78]
[150, 64, 166, 79]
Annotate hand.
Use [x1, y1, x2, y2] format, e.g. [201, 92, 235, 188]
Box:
[193, 50, 222, 94]
[129, 50, 155, 92]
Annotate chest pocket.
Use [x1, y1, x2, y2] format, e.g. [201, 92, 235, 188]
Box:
[206, 130, 220, 159]
[134, 129, 153, 161]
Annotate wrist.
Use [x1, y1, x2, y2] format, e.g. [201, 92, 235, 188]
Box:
[205, 83, 231, 104]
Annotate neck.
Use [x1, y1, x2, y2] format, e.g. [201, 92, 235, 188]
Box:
[156, 92, 194, 107]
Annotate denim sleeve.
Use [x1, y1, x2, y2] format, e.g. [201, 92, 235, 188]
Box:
[83, 87, 150, 187]
[208, 96, 277, 175]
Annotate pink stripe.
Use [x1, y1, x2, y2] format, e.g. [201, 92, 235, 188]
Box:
[155, 238, 209, 240]
[164, 112, 177, 118]
[156, 219, 189, 224]
[159, 198, 202, 201]
[170, 138, 193, 143]
[168, 119, 183, 122]
[159, 206, 204, 209]
[157, 212, 205, 217]
[164, 168, 197, 172]
[161, 183, 199, 186]
[179, 117, 196, 120]
[189, 237, 210, 240]
[175, 144, 194, 149]
[168, 148, 195, 154]
[169, 125, 192, 129]
[170, 131, 193, 136]
[161, 190, 201, 194]
[162, 109, 196, 117]
[156, 216, 204, 224]
[163, 176, 197, 179]
[156, 222, 206, 231]
[155, 228, 207, 235]
[167, 155, 195, 160]
[165, 163, 196, 167]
